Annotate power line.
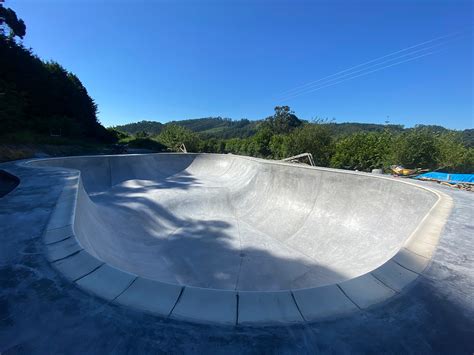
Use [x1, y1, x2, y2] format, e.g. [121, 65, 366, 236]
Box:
[279, 32, 459, 96]
[277, 30, 470, 101]
[277, 38, 454, 101]
[280, 50, 441, 101]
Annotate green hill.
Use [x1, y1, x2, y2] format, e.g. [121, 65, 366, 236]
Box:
[111, 120, 165, 135]
[113, 118, 405, 139]
[113, 118, 472, 143]
[113, 117, 259, 139]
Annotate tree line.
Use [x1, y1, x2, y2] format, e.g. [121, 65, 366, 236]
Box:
[111, 106, 474, 173]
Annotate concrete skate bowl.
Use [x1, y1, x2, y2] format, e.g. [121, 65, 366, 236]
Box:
[25, 153, 452, 325]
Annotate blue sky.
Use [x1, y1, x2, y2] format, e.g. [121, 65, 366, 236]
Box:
[9, 0, 473, 129]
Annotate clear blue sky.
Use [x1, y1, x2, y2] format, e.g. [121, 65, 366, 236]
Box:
[9, 0, 474, 129]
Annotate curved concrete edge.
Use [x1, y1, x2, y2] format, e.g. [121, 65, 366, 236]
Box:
[292, 285, 359, 322]
[75, 264, 137, 301]
[115, 277, 183, 317]
[32, 155, 454, 326]
[171, 287, 237, 325]
[238, 291, 303, 325]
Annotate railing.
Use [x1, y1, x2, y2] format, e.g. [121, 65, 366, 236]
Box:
[178, 143, 187, 153]
[280, 153, 315, 166]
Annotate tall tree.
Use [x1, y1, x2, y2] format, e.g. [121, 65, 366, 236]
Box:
[261, 106, 302, 135]
[0, 4, 26, 39]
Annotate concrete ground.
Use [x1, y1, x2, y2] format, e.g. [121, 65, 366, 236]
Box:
[0, 157, 473, 354]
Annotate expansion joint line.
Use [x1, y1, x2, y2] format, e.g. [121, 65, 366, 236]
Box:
[391, 257, 422, 275]
[336, 284, 362, 310]
[290, 291, 307, 322]
[168, 286, 185, 317]
[46, 235, 74, 245]
[73, 262, 105, 282]
[112, 276, 138, 301]
[51, 248, 81, 263]
[369, 272, 399, 293]
[235, 293, 240, 325]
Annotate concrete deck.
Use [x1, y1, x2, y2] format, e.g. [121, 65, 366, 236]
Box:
[1, 153, 473, 352]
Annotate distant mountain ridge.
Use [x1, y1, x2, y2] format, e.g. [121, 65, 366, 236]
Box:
[113, 117, 259, 139]
[112, 117, 473, 145]
[112, 120, 165, 135]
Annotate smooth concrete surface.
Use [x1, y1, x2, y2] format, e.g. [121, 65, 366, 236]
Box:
[1, 157, 472, 353]
[13, 153, 454, 325]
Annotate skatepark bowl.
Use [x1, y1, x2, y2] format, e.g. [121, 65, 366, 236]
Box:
[25, 153, 452, 325]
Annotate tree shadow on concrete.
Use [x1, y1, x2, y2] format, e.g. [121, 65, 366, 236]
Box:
[81, 172, 346, 291]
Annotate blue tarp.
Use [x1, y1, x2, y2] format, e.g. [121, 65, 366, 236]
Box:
[416, 172, 474, 184]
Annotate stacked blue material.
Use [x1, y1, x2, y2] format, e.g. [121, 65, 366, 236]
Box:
[416, 172, 474, 184]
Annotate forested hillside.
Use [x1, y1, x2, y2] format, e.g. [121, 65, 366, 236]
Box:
[114, 117, 404, 139]
[113, 117, 471, 144]
[113, 121, 164, 136]
[114, 117, 259, 139]
[0, 4, 114, 144]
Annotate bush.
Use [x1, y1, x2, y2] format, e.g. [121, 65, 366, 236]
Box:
[157, 124, 200, 152]
[331, 131, 393, 171]
[269, 134, 289, 159]
[284, 124, 333, 166]
[436, 132, 474, 173]
[391, 128, 439, 169]
[125, 138, 166, 151]
[198, 138, 225, 153]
